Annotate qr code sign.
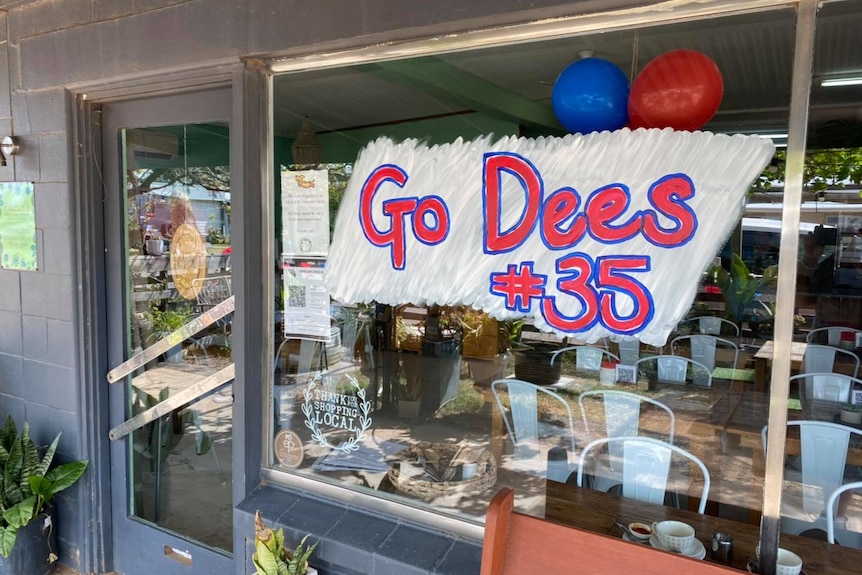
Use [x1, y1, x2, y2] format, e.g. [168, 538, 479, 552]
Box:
[288, 285, 307, 308]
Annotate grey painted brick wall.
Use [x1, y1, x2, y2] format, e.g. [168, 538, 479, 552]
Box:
[0, 0, 655, 572]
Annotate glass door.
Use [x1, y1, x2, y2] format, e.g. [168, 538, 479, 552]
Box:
[103, 89, 234, 575]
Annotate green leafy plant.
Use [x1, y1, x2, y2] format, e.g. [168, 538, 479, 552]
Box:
[712, 254, 779, 326]
[148, 305, 194, 336]
[0, 416, 88, 559]
[253, 510, 318, 575]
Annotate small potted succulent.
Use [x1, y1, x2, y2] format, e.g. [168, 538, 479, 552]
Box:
[840, 403, 862, 425]
[253, 510, 318, 575]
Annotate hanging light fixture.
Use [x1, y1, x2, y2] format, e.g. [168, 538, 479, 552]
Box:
[291, 118, 322, 166]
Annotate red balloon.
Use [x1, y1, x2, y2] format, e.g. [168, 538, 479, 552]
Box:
[628, 49, 724, 131]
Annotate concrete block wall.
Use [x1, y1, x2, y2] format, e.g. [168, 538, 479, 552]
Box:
[0, 0, 650, 571]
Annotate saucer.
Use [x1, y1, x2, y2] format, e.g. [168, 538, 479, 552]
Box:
[649, 534, 706, 560]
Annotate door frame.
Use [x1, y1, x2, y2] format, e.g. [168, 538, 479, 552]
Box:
[71, 58, 266, 572]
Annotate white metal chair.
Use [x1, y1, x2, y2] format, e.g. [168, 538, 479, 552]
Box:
[807, 326, 862, 348]
[578, 390, 675, 493]
[634, 355, 713, 387]
[671, 334, 739, 383]
[804, 344, 860, 379]
[549, 345, 620, 373]
[826, 481, 862, 547]
[678, 316, 740, 339]
[615, 338, 641, 366]
[491, 379, 578, 481]
[576, 436, 711, 514]
[793, 372, 862, 422]
[762, 420, 862, 539]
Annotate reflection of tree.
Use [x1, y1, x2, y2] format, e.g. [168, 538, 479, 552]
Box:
[128, 167, 230, 249]
[127, 166, 230, 196]
[753, 148, 862, 194]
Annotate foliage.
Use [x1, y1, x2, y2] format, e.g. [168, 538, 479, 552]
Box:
[0, 416, 88, 559]
[712, 254, 778, 325]
[446, 307, 524, 355]
[752, 148, 862, 194]
[206, 227, 228, 245]
[253, 510, 317, 575]
[148, 305, 194, 335]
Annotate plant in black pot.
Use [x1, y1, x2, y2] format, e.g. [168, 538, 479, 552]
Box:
[0, 416, 88, 575]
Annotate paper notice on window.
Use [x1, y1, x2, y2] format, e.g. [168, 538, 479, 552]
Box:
[0, 182, 37, 271]
[281, 168, 329, 257]
[283, 257, 331, 340]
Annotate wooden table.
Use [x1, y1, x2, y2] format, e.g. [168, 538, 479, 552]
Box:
[753, 340, 807, 392]
[545, 480, 860, 575]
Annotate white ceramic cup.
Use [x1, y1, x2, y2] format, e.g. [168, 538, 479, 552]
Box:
[461, 462, 478, 480]
[651, 520, 695, 552]
[756, 545, 803, 575]
[776, 549, 803, 575]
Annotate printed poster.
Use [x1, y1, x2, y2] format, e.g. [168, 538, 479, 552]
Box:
[281, 168, 330, 257]
[283, 257, 331, 340]
[0, 182, 37, 271]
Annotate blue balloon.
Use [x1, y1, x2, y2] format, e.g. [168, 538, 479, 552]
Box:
[552, 57, 630, 134]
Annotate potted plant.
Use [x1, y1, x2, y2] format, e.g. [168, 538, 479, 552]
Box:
[0, 416, 88, 575]
[253, 510, 318, 575]
[712, 254, 778, 336]
[840, 403, 862, 425]
[148, 305, 195, 363]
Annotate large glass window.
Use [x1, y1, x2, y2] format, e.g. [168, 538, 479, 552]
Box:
[264, 5, 859, 574]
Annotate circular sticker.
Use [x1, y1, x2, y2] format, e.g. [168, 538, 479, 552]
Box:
[169, 223, 207, 299]
[274, 430, 304, 468]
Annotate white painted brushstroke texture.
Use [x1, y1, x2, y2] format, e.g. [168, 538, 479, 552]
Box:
[325, 128, 774, 346]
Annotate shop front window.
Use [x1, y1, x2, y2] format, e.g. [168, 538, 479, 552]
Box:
[265, 4, 861, 573]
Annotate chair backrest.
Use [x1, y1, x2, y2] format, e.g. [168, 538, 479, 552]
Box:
[578, 389, 675, 445]
[762, 420, 862, 517]
[549, 345, 620, 372]
[670, 334, 739, 374]
[678, 316, 740, 339]
[615, 338, 641, 365]
[804, 344, 860, 378]
[491, 379, 577, 476]
[793, 372, 861, 421]
[480, 488, 736, 575]
[576, 436, 711, 514]
[807, 326, 862, 348]
[634, 355, 713, 387]
[826, 480, 862, 545]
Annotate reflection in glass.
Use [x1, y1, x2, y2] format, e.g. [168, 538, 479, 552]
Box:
[122, 123, 233, 551]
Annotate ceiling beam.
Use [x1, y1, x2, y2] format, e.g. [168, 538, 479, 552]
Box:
[366, 57, 563, 132]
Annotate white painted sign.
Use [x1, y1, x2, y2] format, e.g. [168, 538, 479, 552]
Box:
[301, 374, 372, 453]
[325, 129, 774, 346]
[281, 168, 330, 256]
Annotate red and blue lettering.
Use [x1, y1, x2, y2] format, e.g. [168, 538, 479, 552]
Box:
[358, 164, 450, 270]
[642, 174, 698, 247]
[483, 152, 543, 254]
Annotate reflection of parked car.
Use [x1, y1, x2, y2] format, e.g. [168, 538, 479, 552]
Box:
[719, 218, 830, 274]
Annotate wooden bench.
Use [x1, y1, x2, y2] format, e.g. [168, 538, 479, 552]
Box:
[480, 488, 737, 575]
